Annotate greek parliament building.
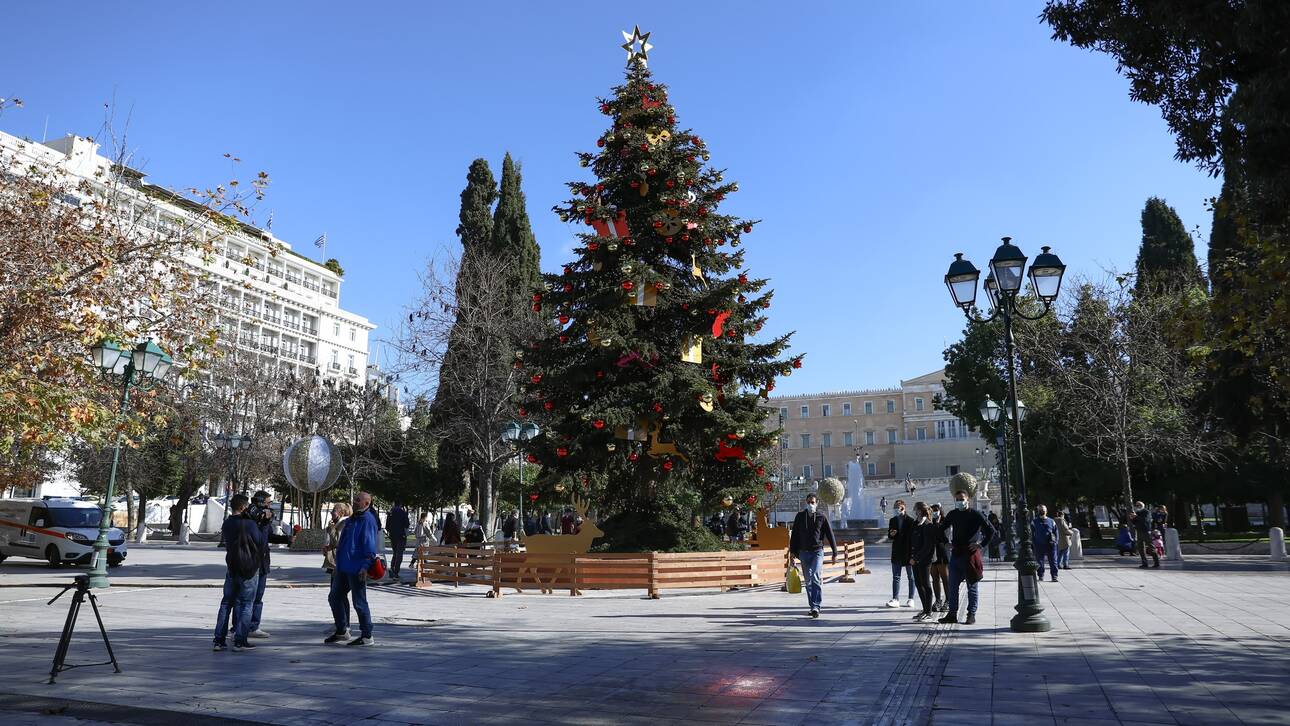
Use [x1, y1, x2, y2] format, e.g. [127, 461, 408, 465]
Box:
[0, 129, 376, 497]
[765, 369, 988, 484]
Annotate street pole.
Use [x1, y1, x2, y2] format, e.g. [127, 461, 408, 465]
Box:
[997, 428, 1017, 562]
[88, 378, 132, 589]
[1002, 305, 1049, 633]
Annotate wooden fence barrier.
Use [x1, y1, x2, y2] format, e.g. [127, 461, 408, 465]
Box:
[416, 540, 867, 596]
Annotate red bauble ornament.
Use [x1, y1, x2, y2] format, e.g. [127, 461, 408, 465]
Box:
[666, 179, 675, 188]
[662, 460, 674, 472]
[558, 314, 570, 325]
[640, 143, 648, 151]
[746, 495, 758, 505]
[530, 374, 542, 384]
[525, 454, 538, 464]
[563, 283, 574, 292]
[558, 335, 568, 344]
[543, 401, 554, 411]
[532, 293, 542, 302]
[563, 266, 573, 276]
[597, 139, 605, 147]
[595, 370, 605, 379]
[743, 224, 753, 233]
[531, 303, 541, 313]
[589, 242, 600, 251]
[764, 482, 774, 492]
[647, 168, 657, 176]
[681, 234, 690, 241]
[556, 447, 569, 457]
[652, 220, 663, 228]
[628, 452, 639, 462]
[622, 281, 634, 290]
[793, 359, 803, 369]
[665, 236, 673, 244]
[755, 467, 765, 476]
[767, 381, 776, 391]
[592, 419, 605, 430]
[692, 136, 702, 146]
[529, 493, 539, 502]
[600, 103, 610, 114]
[654, 281, 664, 291]
[630, 181, 640, 189]
[707, 308, 717, 315]
[681, 303, 689, 310]
[652, 402, 663, 413]
[698, 206, 708, 216]
[726, 433, 739, 440]
[596, 184, 604, 193]
[668, 115, 675, 124]
[726, 330, 735, 338]
[738, 274, 748, 285]
[518, 407, 528, 417]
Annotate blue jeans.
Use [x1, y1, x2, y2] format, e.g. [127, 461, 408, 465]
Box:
[327, 570, 351, 633]
[798, 549, 824, 611]
[329, 571, 372, 638]
[891, 560, 914, 600]
[947, 556, 978, 616]
[1035, 542, 1058, 579]
[248, 568, 268, 631]
[214, 570, 258, 646]
[1057, 547, 1070, 568]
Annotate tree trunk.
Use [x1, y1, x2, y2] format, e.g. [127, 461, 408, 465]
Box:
[1087, 503, 1102, 540]
[479, 462, 495, 537]
[1118, 445, 1134, 511]
[1269, 490, 1286, 529]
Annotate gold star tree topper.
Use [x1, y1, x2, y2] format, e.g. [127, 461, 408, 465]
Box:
[621, 26, 653, 67]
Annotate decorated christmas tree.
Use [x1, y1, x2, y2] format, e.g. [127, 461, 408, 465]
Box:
[519, 28, 800, 550]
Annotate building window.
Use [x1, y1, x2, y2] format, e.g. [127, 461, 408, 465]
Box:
[800, 434, 811, 449]
[347, 354, 355, 371]
[349, 327, 356, 342]
[842, 402, 851, 416]
[330, 350, 339, 366]
[800, 405, 809, 419]
[803, 465, 812, 479]
[821, 404, 830, 417]
[843, 431, 854, 447]
[333, 322, 340, 337]
[916, 426, 927, 441]
[915, 397, 925, 412]
[779, 407, 788, 421]
[948, 420, 959, 438]
[781, 438, 789, 450]
[822, 432, 832, 448]
[937, 421, 947, 439]
[887, 400, 895, 413]
[864, 401, 874, 415]
[887, 429, 897, 444]
[866, 431, 876, 446]
[946, 465, 960, 476]
[867, 462, 877, 476]
[889, 461, 897, 475]
[823, 464, 833, 477]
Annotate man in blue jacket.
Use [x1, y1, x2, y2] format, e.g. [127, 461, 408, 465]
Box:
[327, 491, 379, 646]
[213, 494, 266, 652]
[1031, 505, 1059, 583]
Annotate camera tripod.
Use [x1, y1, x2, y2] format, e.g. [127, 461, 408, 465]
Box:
[48, 574, 121, 684]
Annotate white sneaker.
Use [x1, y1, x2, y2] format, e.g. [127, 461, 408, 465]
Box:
[903, 599, 915, 608]
[885, 599, 900, 608]
[325, 627, 350, 637]
[248, 629, 270, 639]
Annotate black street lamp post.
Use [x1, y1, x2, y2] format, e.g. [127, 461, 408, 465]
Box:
[945, 236, 1065, 633]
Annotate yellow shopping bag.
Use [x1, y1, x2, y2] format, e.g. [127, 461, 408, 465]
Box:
[786, 566, 802, 594]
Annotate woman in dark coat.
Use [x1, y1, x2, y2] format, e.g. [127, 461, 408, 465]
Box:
[439, 513, 462, 546]
[909, 502, 940, 621]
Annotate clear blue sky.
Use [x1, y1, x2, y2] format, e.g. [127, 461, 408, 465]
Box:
[2, 2, 1218, 395]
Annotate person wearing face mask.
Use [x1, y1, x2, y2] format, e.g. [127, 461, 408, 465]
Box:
[886, 499, 916, 609]
[1031, 504, 1059, 583]
[938, 490, 997, 625]
[928, 503, 950, 612]
[908, 502, 941, 621]
[789, 493, 837, 618]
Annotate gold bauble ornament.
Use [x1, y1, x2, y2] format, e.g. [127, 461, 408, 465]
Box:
[600, 338, 613, 347]
[607, 242, 619, 252]
[554, 483, 566, 492]
[606, 443, 617, 452]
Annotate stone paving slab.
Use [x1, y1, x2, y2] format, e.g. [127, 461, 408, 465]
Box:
[0, 547, 1287, 725]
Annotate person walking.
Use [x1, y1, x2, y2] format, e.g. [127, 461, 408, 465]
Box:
[385, 501, 410, 580]
[439, 513, 462, 546]
[1032, 505, 1060, 582]
[927, 504, 950, 611]
[987, 512, 1003, 562]
[880, 496, 888, 519]
[501, 510, 519, 546]
[327, 491, 379, 646]
[1056, 511, 1073, 570]
[939, 489, 997, 625]
[909, 502, 939, 622]
[886, 499, 916, 608]
[322, 502, 352, 639]
[539, 510, 555, 535]
[1133, 501, 1160, 569]
[212, 494, 266, 652]
[789, 493, 837, 618]
[245, 491, 291, 640]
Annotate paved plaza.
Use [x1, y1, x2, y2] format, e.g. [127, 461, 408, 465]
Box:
[1, 544, 1287, 726]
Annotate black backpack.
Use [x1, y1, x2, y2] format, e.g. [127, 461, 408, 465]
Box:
[229, 519, 260, 579]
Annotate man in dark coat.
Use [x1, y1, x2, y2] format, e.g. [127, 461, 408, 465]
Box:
[938, 489, 997, 625]
[386, 501, 410, 579]
[789, 493, 837, 618]
[886, 499, 916, 608]
[1133, 501, 1160, 569]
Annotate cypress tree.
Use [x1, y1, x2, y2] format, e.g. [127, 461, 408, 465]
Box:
[1134, 197, 1203, 294]
[489, 153, 542, 295]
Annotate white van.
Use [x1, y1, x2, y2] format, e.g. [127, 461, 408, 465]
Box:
[0, 498, 128, 568]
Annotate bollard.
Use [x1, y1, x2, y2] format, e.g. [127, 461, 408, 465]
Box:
[1165, 527, 1183, 562]
[1271, 527, 1286, 561]
[1069, 528, 1083, 561]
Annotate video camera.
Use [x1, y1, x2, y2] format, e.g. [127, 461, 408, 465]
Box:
[247, 491, 274, 525]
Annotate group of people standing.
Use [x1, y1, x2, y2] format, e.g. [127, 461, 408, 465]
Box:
[888, 492, 997, 624]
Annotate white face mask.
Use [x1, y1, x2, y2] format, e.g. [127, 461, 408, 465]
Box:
[955, 500, 968, 510]
[805, 502, 817, 513]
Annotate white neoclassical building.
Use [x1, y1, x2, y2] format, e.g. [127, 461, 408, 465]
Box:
[1, 129, 376, 496]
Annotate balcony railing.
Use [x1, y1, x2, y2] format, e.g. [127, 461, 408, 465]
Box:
[329, 362, 342, 371]
[299, 353, 316, 364]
